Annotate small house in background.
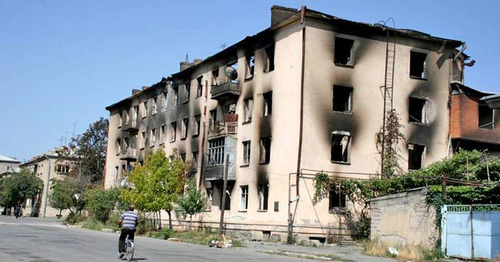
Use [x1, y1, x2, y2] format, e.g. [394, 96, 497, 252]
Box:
[450, 83, 500, 154]
[0, 154, 20, 176]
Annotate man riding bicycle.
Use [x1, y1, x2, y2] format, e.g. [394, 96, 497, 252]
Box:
[118, 205, 139, 259]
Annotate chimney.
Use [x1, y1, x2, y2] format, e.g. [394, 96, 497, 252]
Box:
[271, 5, 299, 27]
[180, 58, 204, 71]
[132, 89, 141, 95]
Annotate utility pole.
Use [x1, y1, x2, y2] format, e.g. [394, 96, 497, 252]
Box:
[218, 154, 229, 236]
[42, 155, 52, 218]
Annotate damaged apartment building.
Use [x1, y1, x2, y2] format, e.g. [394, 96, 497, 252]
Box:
[104, 6, 499, 241]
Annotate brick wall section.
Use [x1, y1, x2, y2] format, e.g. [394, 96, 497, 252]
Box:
[451, 94, 500, 144]
[370, 187, 439, 248]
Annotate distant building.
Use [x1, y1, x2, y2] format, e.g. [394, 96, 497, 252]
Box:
[0, 154, 20, 176]
[20, 148, 74, 217]
[103, 6, 499, 240]
[450, 83, 500, 154]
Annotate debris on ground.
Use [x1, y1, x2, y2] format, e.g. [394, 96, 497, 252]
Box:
[209, 234, 232, 248]
[388, 247, 398, 256]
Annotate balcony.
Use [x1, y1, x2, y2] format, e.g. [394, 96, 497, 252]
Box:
[123, 120, 139, 133]
[211, 81, 240, 101]
[120, 149, 137, 162]
[208, 114, 238, 138]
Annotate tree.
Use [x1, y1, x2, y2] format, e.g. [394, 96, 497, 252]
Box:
[49, 177, 84, 216]
[176, 181, 206, 229]
[377, 109, 405, 178]
[83, 187, 120, 222]
[120, 149, 187, 229]
[59, 118, 108, 184]
[0, 169, 43, 208]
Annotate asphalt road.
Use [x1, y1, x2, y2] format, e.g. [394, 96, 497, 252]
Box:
[0, 216, 305, 262]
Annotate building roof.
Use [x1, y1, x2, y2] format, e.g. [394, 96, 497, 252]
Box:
[481, 94, 500, 109]
[0, 154, 20, 163]
[106, 5, 464, 111]
[450, 82, 495, 99]
[20, 148, 60, 167]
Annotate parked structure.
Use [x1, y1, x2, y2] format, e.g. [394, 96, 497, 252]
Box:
[20, 148, 73, 217]
[104, 6, 499, 240]
[0, 154, 20, 176]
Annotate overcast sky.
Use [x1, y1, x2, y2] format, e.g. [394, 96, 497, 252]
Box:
[1, 0, 499, 161]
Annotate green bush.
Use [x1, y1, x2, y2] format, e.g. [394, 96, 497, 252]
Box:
[65, 213, 85, 225]
[83, 187, 120, 222]
[160, 228, 173, 239]
[136, 217, 154, 235]
[82, 218, 104, 231]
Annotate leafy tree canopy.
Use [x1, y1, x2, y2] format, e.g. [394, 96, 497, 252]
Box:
[0, 169, 43, 206]
[49, 177, 85, 214]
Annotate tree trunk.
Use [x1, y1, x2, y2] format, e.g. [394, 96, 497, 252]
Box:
[158, 211, 162, 229]
[166, 209, 173, 230]
[189, 215, 193, 231]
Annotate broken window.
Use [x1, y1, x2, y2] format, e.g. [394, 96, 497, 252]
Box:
[196, 76, 203, 98]
[130, 135, 137, 150]
[332, 85, 353, 113]
[263, 92, 273, 116]
[141, 131, 146, 149]
[150, 129, 156, 146]
[329, 185, 346, 212]
[243, 98, 253, 123]
[123, 110, 129, 125]
[160, 125, 166, 143]
[173, 86, 179, 106]
[184, 82, 190, 103]
[478, 104, 494, 129]
[210, 109, 217, 125]
[240, 185, 249, 210]
[334, 37, 354, 66]
[193, 114, 201, 136]
[152, 98, 157, 115]
[133, 106, 139, 122]
[259, 137, 271, 165]
[191, 151, 198, 171]
[258, 184, 269, 211]
[212, 68, 219, 83]
[123, 136, 129, 149]
[170, 122, 176, 142]
[265, 44, 275, 73]
[408, 143, 425, 170]
[206, 188, 213, 210]
[142, 101, 148, 118]
[409, 97, 426, 123]
[161, 93, 167, 109]
[242, 140, 251, 166]
[181, 118, 188, 139]
[118, 113, 123, 127]
[331, 132, 351, 163]
[246, 53, 255, 79]
[55, 165, 70, 174]
[116, 139, 122, 154]
[207, 138, 225, 165]
[180, 153, 186, 162]
[115, 166, 119, 180]
[221, 185, 231, 210]
[410, 51, 427, 79]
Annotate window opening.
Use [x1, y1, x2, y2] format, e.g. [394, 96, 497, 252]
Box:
[334, 37, 354, 65]
[263, 92, 273, 116]
[160, 125, 166, 143]
[184, 82, 190, 103]
[142, 101, 148, 118]
[242, 140, 251, 166]
[196, 76, 203, 97]
[409, 97, 426, 123]
[246, 53, 255, 79]
[170, 122, 176, 142]
[331, 132, 350, 163]
[150, 129, 156, 146]
[329, 185, 346, 212]
[240, 185, 248, 210]
[193, 114, 201, 136]
[133, 106, 139, 122]
[259, 137, 271, 164]
[408, 143, 425, 170]
[243, 98, 253, 123]
[410, 51, 427, 79]
[258, 184, 269, 211]
[152, 98, 157, 114]
[265, 44, 275, 72]
[478, 104, 494, 129]
[181, 118, 188, 139]
[207, 138, 225, 165]
[332, 85, 352, 113]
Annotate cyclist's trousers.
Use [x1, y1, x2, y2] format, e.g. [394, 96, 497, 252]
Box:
[118, 228, 136, 252]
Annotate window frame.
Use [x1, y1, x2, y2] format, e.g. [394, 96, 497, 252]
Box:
[242, 140, 251, 166]
[243, 98, 253, 123]
[263, 91, 273, 116]
[409, 50, 428, 80]
[478, 104, 494, 129]
[331, 131, 351, 164]
[334, 37, 355, 67]
[170, 122, 177, 143]
[408, 143, 425, 170]
[332, 85, 353, 113]
[245, 53, 255, 79]
[196, 76, 203, 98]
[259, 137, 272, 165]
[258, 184, 269, 211]
[240, 185, 249, 211]
[264, 44, 275, 73]
[409, 97, 427, 124]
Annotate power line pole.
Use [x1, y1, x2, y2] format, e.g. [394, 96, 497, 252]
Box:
[218, 154, 229, 236]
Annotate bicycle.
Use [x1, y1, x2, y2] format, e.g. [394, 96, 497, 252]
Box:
[124, 236, 134, 261]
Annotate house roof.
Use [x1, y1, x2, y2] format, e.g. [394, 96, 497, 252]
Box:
[482, 94, 500, 109]
[0, 154, 20, 163]
[20, 148, 60, 167]
[450, 82, 495, 99]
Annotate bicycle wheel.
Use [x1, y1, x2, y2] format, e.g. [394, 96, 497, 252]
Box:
[126, 240, 134, 261]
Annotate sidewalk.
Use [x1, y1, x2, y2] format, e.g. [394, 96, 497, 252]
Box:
[243, 241, 396, 262]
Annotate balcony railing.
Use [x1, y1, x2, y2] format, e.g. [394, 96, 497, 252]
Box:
[208, 122, 238, 138]
[211, 81, 240, 100]
[123, 120, 139, 132]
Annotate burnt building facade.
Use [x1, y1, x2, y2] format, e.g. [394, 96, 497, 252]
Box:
[104, 6, 497, 240]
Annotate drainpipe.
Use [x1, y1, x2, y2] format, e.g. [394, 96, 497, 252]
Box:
[42, 155, 51, 218]
[295, 5, 306, 196]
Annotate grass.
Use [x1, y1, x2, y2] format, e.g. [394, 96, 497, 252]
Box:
[144, 227, 244, 247]
[364, 240, 443, 261]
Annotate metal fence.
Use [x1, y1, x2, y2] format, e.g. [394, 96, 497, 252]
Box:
[441, 204, 500, 260]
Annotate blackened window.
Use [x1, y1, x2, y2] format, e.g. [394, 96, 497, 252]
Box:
[410, 51, 427, 79]
[333, 85, 352, 113]
[263, 92, 273, 116]
[243, 98, 253, 123]
[196, 76, 203, 98]
[246, 53, 255, 79]
[408, 143, 425, 170]
[208, 138, 225, 165]
[170, 122, 176, 142]
[193, 114, 201, 136]
[184, 82, 190, 103]
[181, 118, 188, 139]
[331, 132, 351, 163]
[258, 184, 269, 211]
[329, 186, 346, 211]
[334, 37, 354, 66]
[409, 97, 426, 123]
[265, 44, 275, 72]
[259, 137, 271, 164]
